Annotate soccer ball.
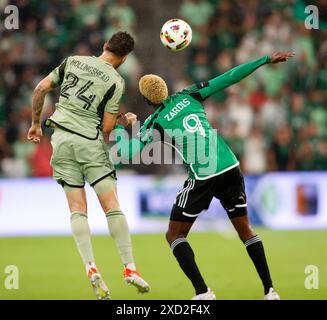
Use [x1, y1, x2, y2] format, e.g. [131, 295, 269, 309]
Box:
[160, 19, 192, 52]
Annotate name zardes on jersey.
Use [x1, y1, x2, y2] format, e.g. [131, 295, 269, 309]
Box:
[164, 98, 190, 121]
[70, 58, 110, 82]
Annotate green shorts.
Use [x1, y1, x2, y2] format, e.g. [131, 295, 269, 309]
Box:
[50, 127, 116, 188]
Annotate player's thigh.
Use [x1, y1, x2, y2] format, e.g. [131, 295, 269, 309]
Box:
[93, 176, 120, 213]
[50, 129, 85, 187]
[170, 178, 214, 223]
[215, 166, 248, 219]
[64, 185, 88, 213]
[75, 134, 115, 187]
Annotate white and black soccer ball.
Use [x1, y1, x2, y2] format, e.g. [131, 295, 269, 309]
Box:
[160, 19, 192, 52]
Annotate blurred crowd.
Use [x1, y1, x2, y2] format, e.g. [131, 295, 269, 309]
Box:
[0, 0, 326, 178]
[0, 0, 141, 177]
[178, 0, 327, 173]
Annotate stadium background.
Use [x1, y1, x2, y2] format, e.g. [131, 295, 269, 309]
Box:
[0, 0, 326, 299]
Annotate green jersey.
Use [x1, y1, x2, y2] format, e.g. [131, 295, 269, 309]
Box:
[47, 55, 125, 139]
[115, 55, 270, 180]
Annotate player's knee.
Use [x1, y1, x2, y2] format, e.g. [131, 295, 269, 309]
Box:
[68, 199, 87, 213]
[165, 231, 174, 244]
[101, 200, 120, 214]
[64, 186, 87, 213]
[67, 195, 87, 212]
[165, 230, 186, 245]
[236, 224, 256, 242]
[165, 230, 172, 244]
[230, 215, 256, 242]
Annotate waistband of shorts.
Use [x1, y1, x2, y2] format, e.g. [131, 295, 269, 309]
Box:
[44, 119, 101, 140]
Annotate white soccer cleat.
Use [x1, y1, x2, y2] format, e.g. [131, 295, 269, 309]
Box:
[264, 288, 280, 300]
[123, 268, 150, 294]
[88, 267, 111, 300]
[192, 288, 216, 300]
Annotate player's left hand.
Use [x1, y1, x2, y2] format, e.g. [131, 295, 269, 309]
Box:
[269, 51, 295, 63]
[125, 112, 138, 125]
[27, 124, 43, 143]
[116, 112, 137, 127]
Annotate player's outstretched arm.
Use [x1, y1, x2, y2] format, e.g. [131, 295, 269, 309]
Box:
[199, 51, 295, 100]
[27, 75, 57, 143]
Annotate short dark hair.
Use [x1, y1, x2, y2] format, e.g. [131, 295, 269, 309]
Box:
[104, 31, 135, 57]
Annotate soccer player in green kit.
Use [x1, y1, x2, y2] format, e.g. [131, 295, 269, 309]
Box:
[115, 51, 295, 300]
[27, 32, 149, 300]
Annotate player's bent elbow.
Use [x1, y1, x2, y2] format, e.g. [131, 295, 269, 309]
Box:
[33, 85, 45, 95]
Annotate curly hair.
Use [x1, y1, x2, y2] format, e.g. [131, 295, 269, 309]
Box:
[104, 31, 135, 57]
[139, 74, 168, 105]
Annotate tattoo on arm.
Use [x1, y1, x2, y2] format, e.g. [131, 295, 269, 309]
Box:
[32, 78, 57, 125]
[32, 87, 46, 125]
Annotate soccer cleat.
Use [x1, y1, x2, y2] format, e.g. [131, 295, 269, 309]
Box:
[264, 288, 280, 300]
[191, 288, 216, 300]
[123, 268, 150, 294]
[88, 267, 110, 300]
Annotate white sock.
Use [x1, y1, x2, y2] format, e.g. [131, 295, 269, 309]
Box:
[85, 262, 97, 275]
[125, 263, 136, 271]
[106, 209, 135, 266]
[70, 213, 95, 266]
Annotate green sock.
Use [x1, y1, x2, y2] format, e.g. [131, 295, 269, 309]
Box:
[71, 212, 95, 265]
[106, 209, 135, 266]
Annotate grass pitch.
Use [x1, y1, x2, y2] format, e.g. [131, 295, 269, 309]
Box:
[0, 229, 326, 300]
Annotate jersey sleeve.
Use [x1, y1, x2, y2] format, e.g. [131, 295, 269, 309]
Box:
[114, 114, 163, 160]
[48, 57, 69, 86]
[115, 125, 144, 160]
[182, 55, 270, 102]
[104, 78, 125, 114]
[199, 55, 270, 100]
[137, 116, 155, 145]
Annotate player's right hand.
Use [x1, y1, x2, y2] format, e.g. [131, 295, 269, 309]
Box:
[27, 124, 43, 143]
[269, 51, 295, 63]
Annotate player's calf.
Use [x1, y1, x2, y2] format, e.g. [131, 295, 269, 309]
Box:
[166, 219, 208, 296]
[230, 215, 256, 242]
[93, 177, 150, 294]
[230, 216, 275, 296]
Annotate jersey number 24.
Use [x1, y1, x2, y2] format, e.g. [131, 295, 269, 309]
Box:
[60, 72, 96, 110]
